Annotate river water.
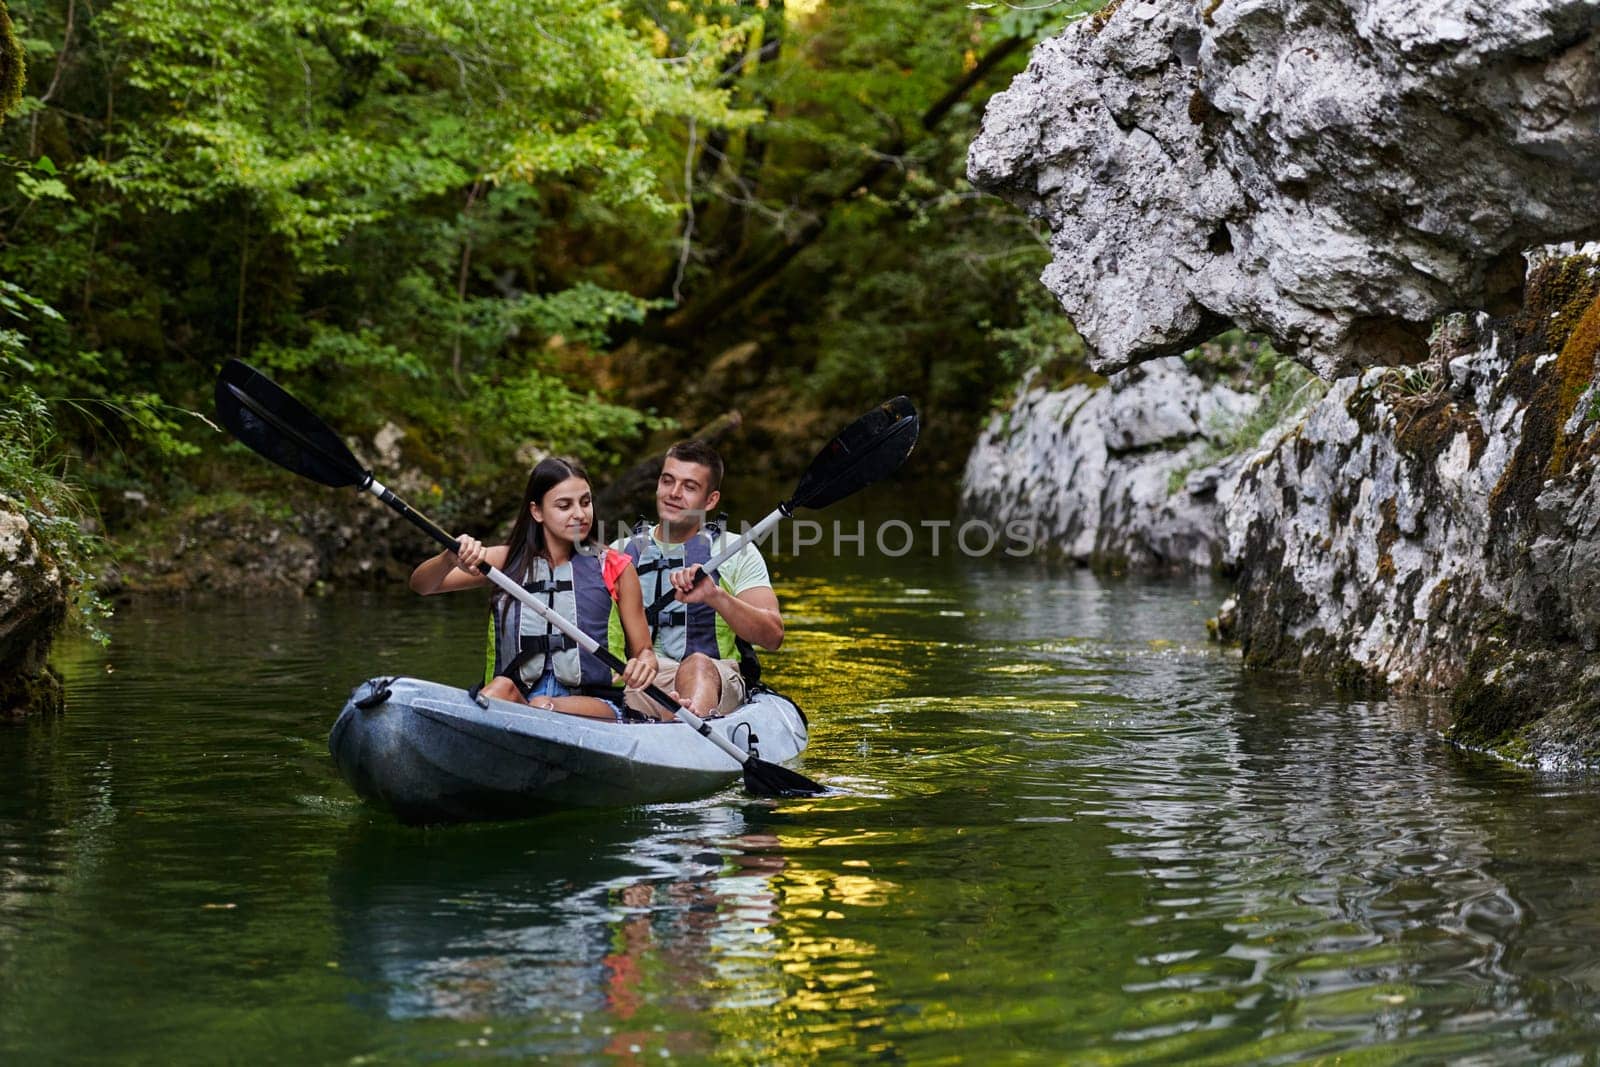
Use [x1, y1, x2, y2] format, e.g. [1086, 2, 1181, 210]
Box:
[5, 550, 1600, 1063]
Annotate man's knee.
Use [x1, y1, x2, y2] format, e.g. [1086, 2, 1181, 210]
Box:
[680, 653, 721, 690]
[680, 652, 716, 674]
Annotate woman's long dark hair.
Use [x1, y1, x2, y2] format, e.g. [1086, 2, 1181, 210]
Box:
[499, 456, 599, 594]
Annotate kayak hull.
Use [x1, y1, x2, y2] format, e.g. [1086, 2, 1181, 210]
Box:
[328, 676, 809, 824]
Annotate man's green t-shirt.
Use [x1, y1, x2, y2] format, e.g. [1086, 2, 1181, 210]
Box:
[607, 526, 772, 661]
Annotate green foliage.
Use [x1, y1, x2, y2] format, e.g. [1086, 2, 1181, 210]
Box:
[462, 366, 672, 471]
[984, 292, 1096, 393]
[983, 0, 1117, 39]
[638, 0, 1108, 460]
[1182, 329, 1286, 383]
[1168, 336, 1326, 494]
[87, 0, 751, 263]
[1, 0, 745, 506]
[1218, 356, 1323, 451]
[0, 0, 1118, 550]
[1382, 363, 1443, 400]
[1, 259, 112, 641]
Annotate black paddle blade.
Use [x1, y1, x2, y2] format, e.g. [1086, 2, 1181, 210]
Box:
[743, 757, 828, 798]
[215, 359, 368, 489]
[788, 395, 919, 512]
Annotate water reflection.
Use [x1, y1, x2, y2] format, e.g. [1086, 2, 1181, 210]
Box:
[5, 559, 1600, 1062]
[765, 557, 1600, 1059]
[330, 806, 802, 1059]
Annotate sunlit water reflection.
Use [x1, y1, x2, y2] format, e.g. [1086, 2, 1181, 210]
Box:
[3, 554, 1599, 1063]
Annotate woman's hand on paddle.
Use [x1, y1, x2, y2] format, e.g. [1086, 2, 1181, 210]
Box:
[620, 648, 658, 690]
[452, 534, 487, 574]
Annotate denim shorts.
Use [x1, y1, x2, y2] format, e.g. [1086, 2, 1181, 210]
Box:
[517, 668, 627, 723]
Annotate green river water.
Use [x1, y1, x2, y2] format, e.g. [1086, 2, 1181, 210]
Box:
[4, 551, 1600, 1064]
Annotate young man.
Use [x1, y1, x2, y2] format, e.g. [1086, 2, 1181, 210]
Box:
[609, 440, 783, 719]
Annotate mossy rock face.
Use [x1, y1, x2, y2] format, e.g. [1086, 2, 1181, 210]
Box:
[113, 495, 323, 598]
[0, 3, 24, 122]
[1, 665, 63, 722]
[1487, 257, 1600, 546]
[111, 427, 473, 598]
[1216, 248, 1600, 770]
[1450, 642, 1600, 768]
[113, 490, 434, 598]
[0, 507, 70, 721]
[1448, 641, 1550, 749]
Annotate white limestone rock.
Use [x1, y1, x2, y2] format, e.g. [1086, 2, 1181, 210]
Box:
[962, 356, 1260, 570]
[969, 0, 1600, 378]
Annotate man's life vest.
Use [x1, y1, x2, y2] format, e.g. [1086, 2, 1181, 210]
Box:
[614, 520, 763, 683]
[489, 547, 630, 691]
[619, 522, 727, 662]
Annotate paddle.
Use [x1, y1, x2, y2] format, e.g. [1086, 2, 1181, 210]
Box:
[643, 394, 921, 623]
[213, 358, 825, 798]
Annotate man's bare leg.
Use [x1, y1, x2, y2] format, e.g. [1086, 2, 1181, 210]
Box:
[671, 653, 723, 717]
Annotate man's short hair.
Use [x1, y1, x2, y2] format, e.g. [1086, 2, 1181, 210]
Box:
[665, 439, 724, 492]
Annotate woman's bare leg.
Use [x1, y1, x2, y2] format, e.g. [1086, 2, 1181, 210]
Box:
[528, 695, 620, 721]
[481, 676, 523, 702]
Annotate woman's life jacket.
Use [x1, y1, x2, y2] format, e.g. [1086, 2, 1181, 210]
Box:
[490, 547, 630, 691]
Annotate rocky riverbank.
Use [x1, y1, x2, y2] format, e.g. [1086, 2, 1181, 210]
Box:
[966, 0, 1600, 764]
[103, 424, 453, 598]
[965, 246, 1600, 765]
[0, 508, 66, 719]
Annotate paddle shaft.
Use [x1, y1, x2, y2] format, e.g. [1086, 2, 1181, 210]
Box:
[365, 477, 758, 769]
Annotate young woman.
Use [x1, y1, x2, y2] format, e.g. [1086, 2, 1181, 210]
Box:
[409, 457, 660, 722]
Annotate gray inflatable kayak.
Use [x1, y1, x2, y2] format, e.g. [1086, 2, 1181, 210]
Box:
[329, 676, 809, 824]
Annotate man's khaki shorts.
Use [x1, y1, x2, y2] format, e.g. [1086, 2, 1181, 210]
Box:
[623, 655, 747, 718]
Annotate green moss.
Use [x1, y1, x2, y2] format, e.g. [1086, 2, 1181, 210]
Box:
[1488, 256, 1600, 543]
[1546, 290, 1600, 476]
[1326, 656, 1384, 695]
[1492, 735, 1532, 764]
[1448, 639, 1547, 749]
[1519, 255, 1600, 354]
[1, 665, 64, 721]
[0, 3, 23, 122]
[1089, 0, 1126, 34]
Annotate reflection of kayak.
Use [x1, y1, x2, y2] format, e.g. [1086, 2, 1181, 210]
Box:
[329, 676, 810, 824]
[328, 808, 784, 1025]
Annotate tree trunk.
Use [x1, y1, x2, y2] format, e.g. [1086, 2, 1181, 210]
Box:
[646, 34, 1025, 343]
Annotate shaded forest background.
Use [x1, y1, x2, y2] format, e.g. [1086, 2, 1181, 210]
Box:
[1, 0, 1104, 621]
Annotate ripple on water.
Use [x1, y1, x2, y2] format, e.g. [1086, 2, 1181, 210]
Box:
[6, 572, 1600, 1062]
